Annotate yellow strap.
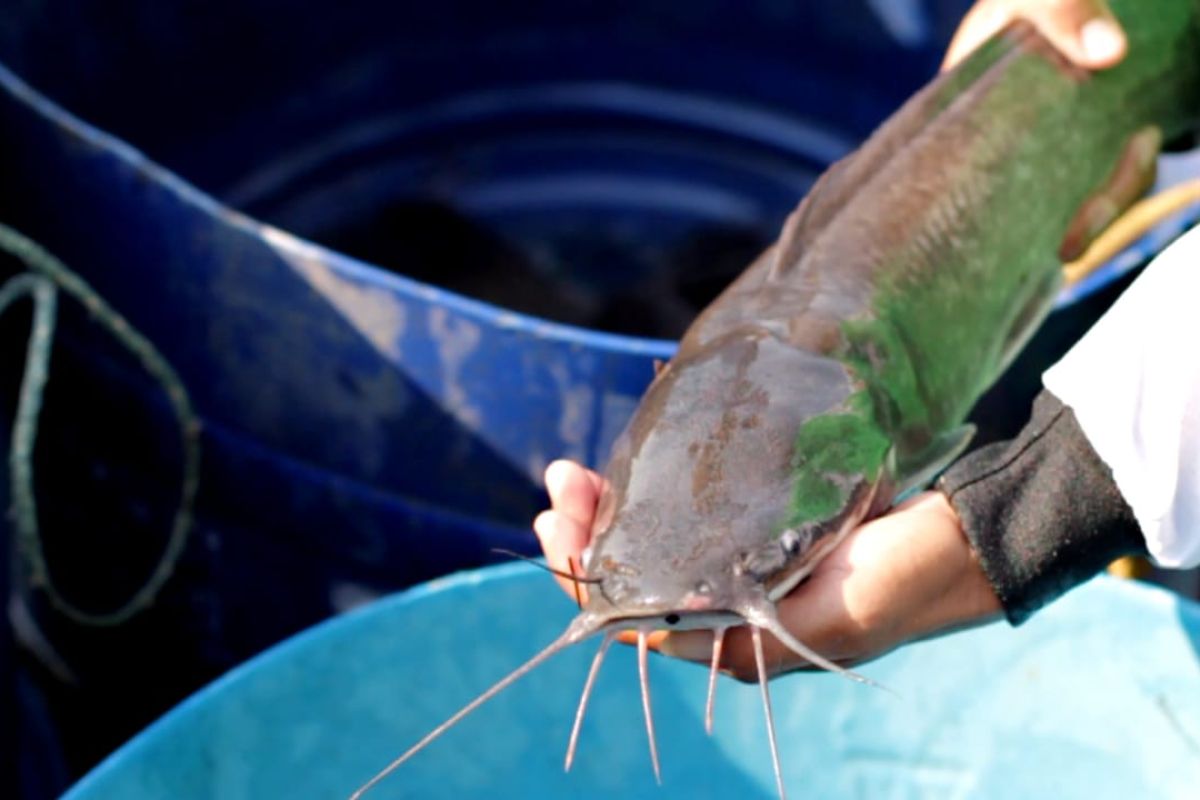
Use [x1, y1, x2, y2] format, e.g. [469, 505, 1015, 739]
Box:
[1064, 177, 1200, 287]
[1108, 555, 1153, 580]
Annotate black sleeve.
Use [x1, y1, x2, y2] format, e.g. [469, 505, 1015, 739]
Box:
[937, 389, 1147, 625]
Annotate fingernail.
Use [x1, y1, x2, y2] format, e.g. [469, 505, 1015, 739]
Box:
[658, 630, 715, 663]
[532, 510, 556, 543]
[1081, 19, 1124, 63]
[544, 460, 569, 495]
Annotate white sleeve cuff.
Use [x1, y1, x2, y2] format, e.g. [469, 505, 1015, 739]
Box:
[1043, 226, 1200, 569]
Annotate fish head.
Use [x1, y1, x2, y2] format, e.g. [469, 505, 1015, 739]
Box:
[581, 327, 884, 627]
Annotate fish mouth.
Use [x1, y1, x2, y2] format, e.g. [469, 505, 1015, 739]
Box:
[599, 608, 744, 632]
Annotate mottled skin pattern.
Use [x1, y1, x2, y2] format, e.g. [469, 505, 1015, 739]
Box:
[583, 0, 1200, 625]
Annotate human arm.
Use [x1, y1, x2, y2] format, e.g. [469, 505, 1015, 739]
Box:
[939, 224, 1200, 623]
[938, 389, 1148, 624]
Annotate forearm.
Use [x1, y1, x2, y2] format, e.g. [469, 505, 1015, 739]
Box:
[940, 224, 1200, 623]
[939, 389, 1145, 624]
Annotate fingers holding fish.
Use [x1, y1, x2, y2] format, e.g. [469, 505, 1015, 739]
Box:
[942, 0, 1126, 72]
[536, 459, 605, 601]
[544, 459, 604, 528]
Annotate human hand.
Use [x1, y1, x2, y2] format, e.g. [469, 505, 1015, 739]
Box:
[534, 459, 1004, 680]
[942, 0, 1126, 72]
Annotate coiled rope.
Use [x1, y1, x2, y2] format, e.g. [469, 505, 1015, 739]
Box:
[0, 223, 200, 626]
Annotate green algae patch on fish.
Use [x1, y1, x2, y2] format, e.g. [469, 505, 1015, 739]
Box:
[786, 398, 890, 528]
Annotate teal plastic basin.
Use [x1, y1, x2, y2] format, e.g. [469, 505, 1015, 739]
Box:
[63, 563, 1200, 799]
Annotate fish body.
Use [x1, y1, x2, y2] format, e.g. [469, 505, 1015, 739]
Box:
[584, 2, 1200, 627]
[352, 3, 1200, 797]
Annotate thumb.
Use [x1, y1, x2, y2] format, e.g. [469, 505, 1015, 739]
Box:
[1029, 0, 1126, 69]
[942, 0, 1126, 72]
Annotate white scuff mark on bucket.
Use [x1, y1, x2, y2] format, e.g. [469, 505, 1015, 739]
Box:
[330, 582, 383, 614]
[261, 225, 408, 355]
[595, 391, 641, 461]
[560, 384, 594, 452]
[547, 359, 595, 463]
[867, 0, 930, 47]
[527, 450, 550, 486]
[428, 305, 483, 431]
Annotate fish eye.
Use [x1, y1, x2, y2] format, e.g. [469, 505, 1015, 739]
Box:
[664, 613, 680, 625]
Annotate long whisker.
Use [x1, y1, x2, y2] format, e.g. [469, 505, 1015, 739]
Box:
[565, 632, 615, 772]
[567, 556, 584, 609]
[743, 606, 882, 689]
[490, 548, 603, 585]
[752, 626, 787, 800]
[637, 630, 662, 784]
[705, 626, 727, 735]
[348, 614, 602, 799]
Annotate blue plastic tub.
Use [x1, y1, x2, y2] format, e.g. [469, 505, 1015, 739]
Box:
[0, 1, 973, 751]
[61, 563, 1200, 799]
[0, 3, 977, 597]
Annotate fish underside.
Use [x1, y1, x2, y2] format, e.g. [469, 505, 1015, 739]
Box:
[351, 2, 1200, 798]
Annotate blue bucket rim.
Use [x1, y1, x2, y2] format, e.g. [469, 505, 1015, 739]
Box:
[4, 58, 1194, 343]
[60, 559, 1200, 798]
[57, 560, 536, 799]
[0, 63, 679, 358]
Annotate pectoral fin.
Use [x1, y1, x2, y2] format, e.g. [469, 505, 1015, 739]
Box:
[888, 424, 977, 502]
[1058, 125, 1162, 262]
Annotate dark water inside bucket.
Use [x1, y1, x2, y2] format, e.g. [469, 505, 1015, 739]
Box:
[314, 199, 766, 339]
[222, 87, 833, 339]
